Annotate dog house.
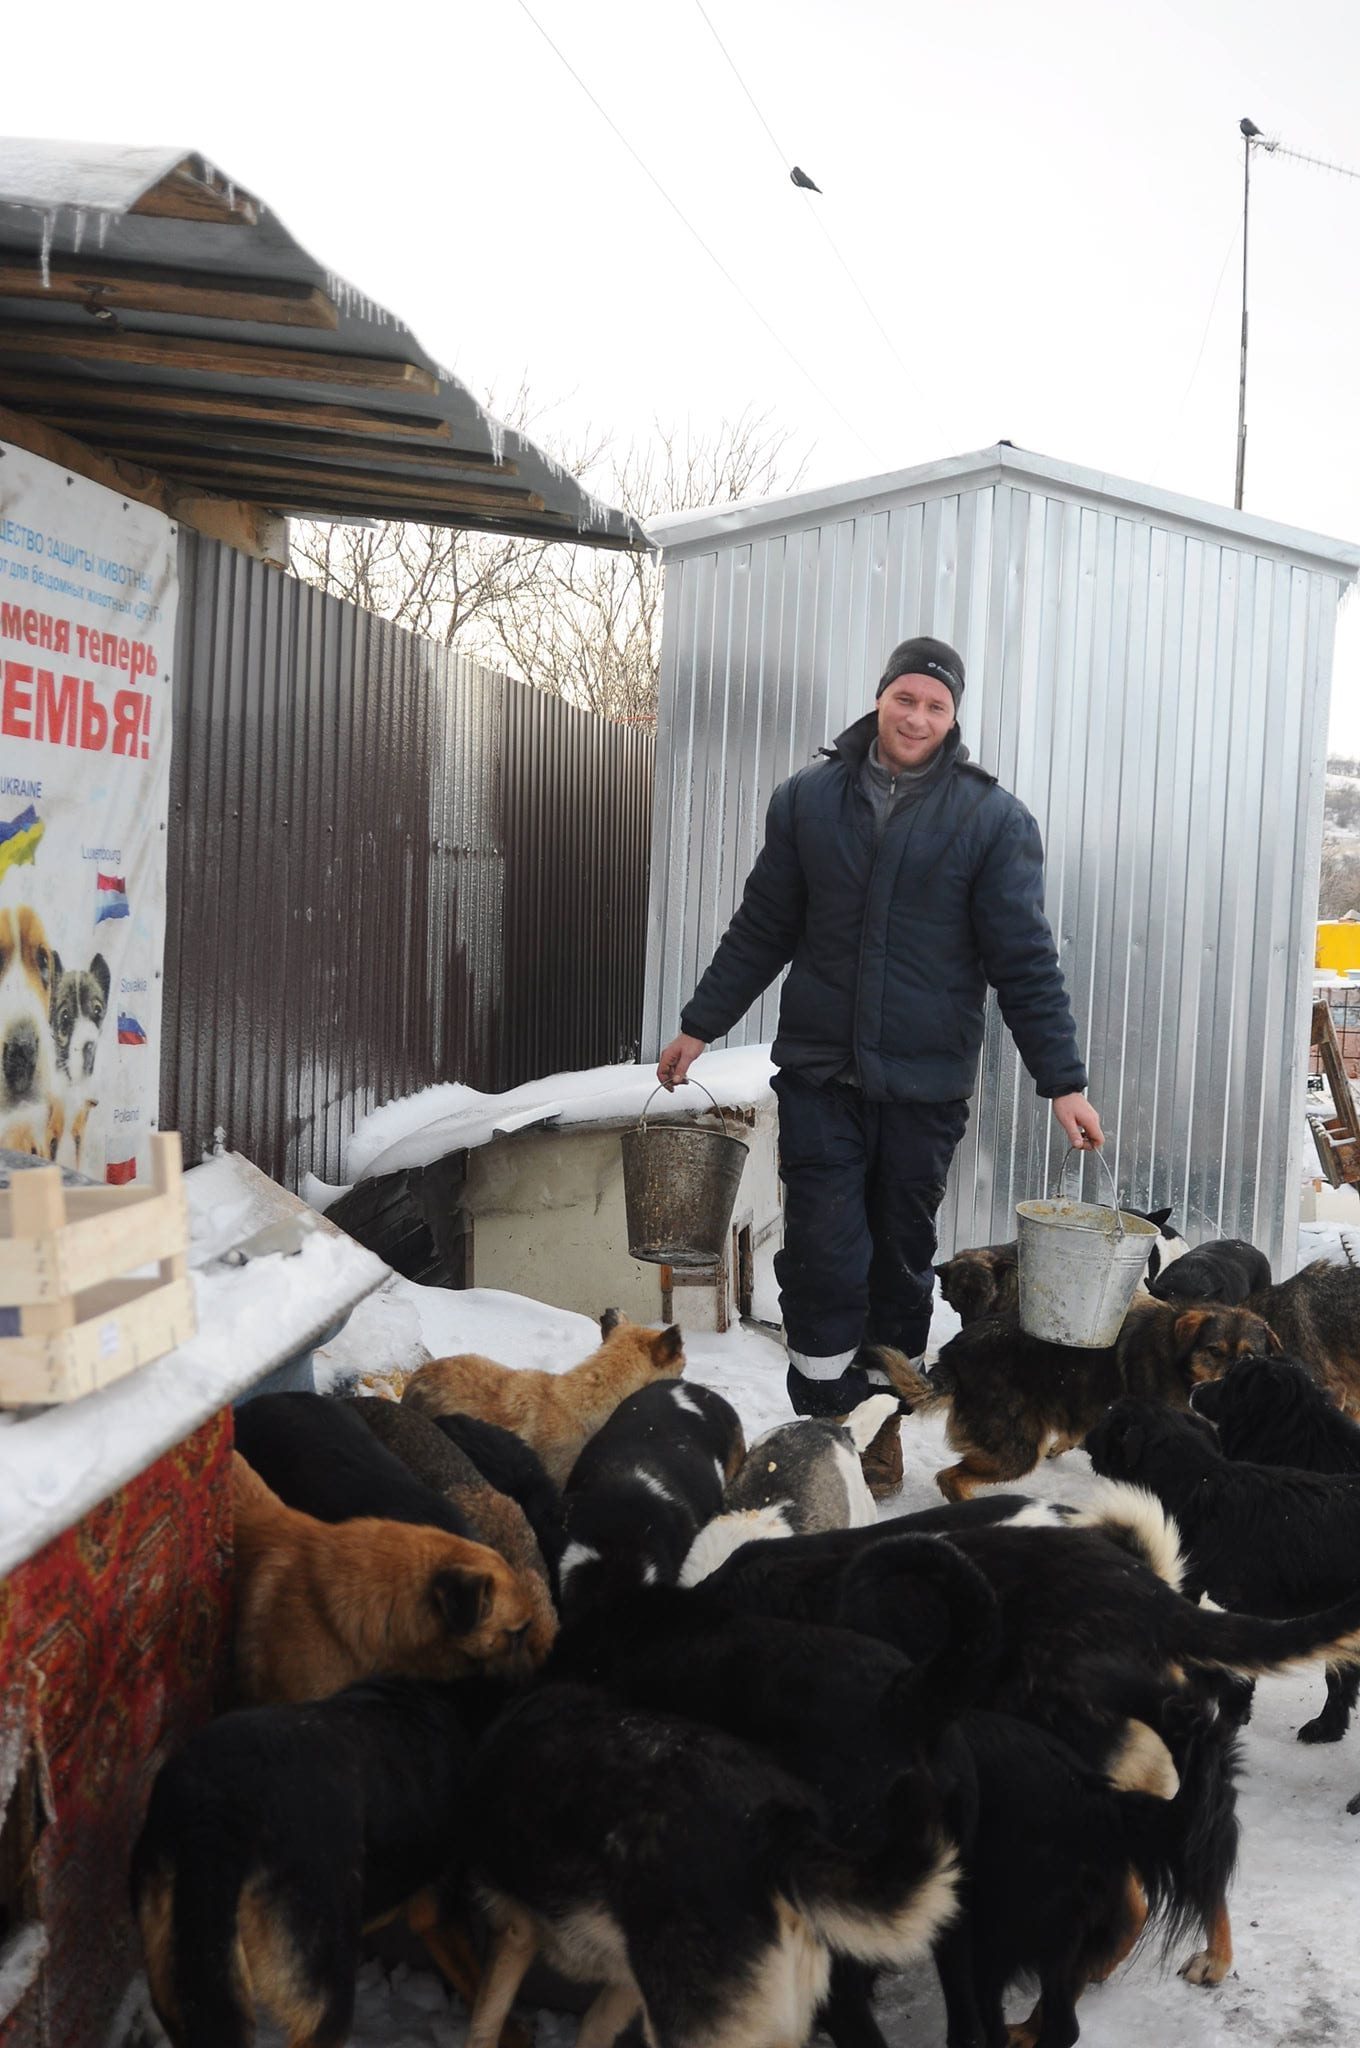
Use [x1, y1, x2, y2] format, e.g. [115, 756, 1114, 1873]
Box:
[459, 1093, 783, 1334]
[644, 445, 1360, 1273]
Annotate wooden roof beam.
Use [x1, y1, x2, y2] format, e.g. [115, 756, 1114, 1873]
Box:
[0, 256, 338, 330]
[0, 370, 451, 439]
[34, 412, 516, 474]
[0, 322, 440, 393]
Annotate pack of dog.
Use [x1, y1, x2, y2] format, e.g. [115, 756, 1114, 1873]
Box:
[878, 1295, 1279, 1500]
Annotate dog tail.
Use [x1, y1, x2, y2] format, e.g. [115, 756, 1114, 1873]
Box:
[131, 1824, 253, 2048]
[836, 1535, 1002, 1736]
[1179, 1581, 1360, 1678]
[787, 1785, 961, 1965]
[1066, 1480, 1186, 1592]
[842, 1392, 904, 1454]
[867, 1348, 940, 1411]
[1117, 1695, 1241, 1965]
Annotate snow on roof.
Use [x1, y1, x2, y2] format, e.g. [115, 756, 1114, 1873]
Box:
[346, 1047, 777, 1182]
[0, 138, 190, 212]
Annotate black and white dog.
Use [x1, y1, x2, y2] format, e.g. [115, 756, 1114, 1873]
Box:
[557, 1378, 745, 1615]
[50, 949, 110, 1084]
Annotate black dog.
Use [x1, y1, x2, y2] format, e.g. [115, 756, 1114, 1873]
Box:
[1192, 1358, 1360, 1745]
[233, 1389, 469, 1536]
[1088, 1395, 1360, 1760]
[131, 1676, 486, 2047]
[431, 1411, 567, 1579]
[557, 1378, 744, 1615]
[463, 1681, 948, 2048]
[1149, 1238, 1272, 1305]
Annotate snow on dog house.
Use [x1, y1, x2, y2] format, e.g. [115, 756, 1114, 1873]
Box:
[644, 444, 1360, 1274]
[345, 1050, 783, 1334]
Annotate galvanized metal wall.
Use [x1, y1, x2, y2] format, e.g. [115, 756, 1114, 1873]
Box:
[163, 534, 653, 1188]
[646, 469, 1349, 1271]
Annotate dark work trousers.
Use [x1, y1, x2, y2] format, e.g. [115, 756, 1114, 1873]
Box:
[772, 1068, 969, 1369]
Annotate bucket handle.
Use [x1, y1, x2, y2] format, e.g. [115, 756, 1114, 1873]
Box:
[639, 1079, 737, 1138]
[1052, 1145, 1125, 1238]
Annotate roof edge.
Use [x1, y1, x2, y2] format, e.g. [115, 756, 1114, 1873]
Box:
[647, 443, 1360, 579]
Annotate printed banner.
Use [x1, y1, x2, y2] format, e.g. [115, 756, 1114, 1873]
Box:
[0, 440, 177, 1184]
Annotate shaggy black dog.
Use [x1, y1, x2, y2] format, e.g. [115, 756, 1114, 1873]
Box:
[1192, 1356, 1360, 1744]
[233, 1390, 469, 1535]
[1149, 1238, 1272, 1305]
[1191, 1354, 1360, 1473]
[1087, 1395, 1360, 1762]
[557, 1379, 744, 1616]
[131, 1678, 484, 2047]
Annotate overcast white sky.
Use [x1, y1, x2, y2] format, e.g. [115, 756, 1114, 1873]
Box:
[29, 0, 1360, 745]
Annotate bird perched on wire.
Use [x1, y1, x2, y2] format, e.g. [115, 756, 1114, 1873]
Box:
[790, 165, 822, 193]
[1240, 117, 1263, 139]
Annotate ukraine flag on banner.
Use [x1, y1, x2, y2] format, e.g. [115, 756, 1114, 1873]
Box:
[0, 805, 44, 883]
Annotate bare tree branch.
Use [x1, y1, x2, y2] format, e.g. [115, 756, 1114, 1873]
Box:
[291, 396, 809, 723]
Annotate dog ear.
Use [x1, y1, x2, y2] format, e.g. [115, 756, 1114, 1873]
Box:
[1172, 1308, 1210, 1360]
[1261, 1323, 1284, 1356]
[598, 1307, 626, 1337]
[651, 1324, 685, 1368]
[431, 1567, 494, 1638]
[90, 953, 111, 1003]
[1144, 1207, 1173, 1231]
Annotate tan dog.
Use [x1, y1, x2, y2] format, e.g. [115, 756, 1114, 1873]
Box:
[403, 1309, 686, 1487]
[232, 1454, 545, 1704]
[0, 904, 61, 1155]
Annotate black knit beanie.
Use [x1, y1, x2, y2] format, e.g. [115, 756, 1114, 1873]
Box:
[876, 635, 965, 709]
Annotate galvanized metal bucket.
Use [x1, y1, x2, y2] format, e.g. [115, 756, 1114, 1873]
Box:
[621, 1081, 748, 1268]
[1016, 1148, 1158, 1348]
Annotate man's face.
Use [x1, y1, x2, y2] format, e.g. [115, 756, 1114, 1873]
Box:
[876, 673, 956, 772]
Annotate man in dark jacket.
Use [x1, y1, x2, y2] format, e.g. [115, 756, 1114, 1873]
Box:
[657, 635, 1104, 1418]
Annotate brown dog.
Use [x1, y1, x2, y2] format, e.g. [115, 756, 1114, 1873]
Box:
[934, 1243, 1020, 1325]
[1244, 1263, 1360, 1411]
[232, 1454, 546, 1704]
[403, 1310, 686, 1487]
[350, 1395, 560, 1633]
[882, 1298, 1281, 1501]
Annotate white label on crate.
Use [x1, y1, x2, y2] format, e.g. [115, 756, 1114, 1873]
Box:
[98, 1321, 121, 1360]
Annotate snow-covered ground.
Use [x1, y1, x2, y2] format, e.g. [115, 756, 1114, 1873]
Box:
[294, 1247, 1360, 2048]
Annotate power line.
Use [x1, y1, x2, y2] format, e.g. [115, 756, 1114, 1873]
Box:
[515, 0, 878, 462]
[692, 0, 956, 453]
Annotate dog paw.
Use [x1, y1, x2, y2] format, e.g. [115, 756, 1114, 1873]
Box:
[1297, 1717, 1344, 1745]
[1178, 1950, 1229, 1986]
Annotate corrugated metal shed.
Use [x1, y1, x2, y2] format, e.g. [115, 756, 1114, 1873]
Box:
[0, 140, 644, 546]
[644, 443, 1360, 1271]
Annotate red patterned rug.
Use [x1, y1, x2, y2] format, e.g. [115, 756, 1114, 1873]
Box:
[0, 1412, 232, 2048]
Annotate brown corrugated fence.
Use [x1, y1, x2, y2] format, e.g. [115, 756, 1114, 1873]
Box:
[161, 534, 654, 1188]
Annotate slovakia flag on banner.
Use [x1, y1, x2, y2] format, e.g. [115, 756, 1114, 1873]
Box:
[95, 872, 130, 924]
[105, 1156, 137, 1185]
[118, 1013, 147, 1045]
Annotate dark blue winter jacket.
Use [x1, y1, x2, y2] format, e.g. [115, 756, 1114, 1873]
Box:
[679, 712, 1087, 1104]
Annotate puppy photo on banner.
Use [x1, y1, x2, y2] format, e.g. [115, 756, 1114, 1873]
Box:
[0, 438, 178, 1181]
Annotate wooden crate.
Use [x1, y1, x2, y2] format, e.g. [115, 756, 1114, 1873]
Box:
[0, 1133, 196, 1406]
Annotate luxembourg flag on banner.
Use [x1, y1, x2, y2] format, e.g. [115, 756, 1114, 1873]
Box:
[95, 871, 130, 924]
[118, 1013, 147, 1045]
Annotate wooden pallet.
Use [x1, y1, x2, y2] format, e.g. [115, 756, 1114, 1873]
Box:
[0, 1133, 196, 1405]
[1309, 999, 1360, 1188]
